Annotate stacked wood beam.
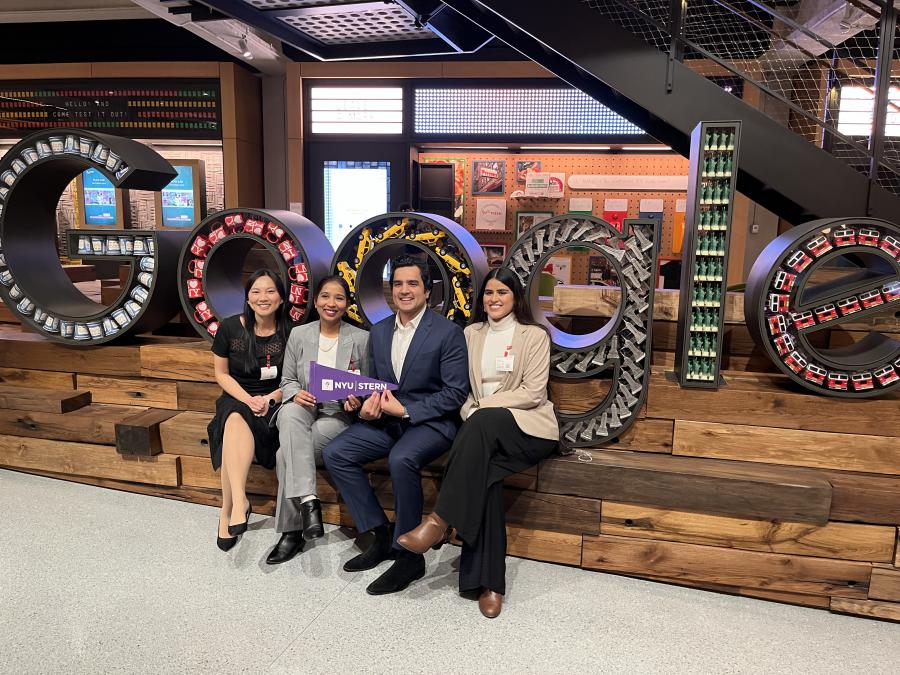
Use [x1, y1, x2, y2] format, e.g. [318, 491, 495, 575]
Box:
[0, 287, 896, 622]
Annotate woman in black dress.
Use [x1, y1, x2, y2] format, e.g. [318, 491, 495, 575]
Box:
[208, 269, 288, 551]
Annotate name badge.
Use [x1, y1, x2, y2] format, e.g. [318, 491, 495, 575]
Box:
[260, 365, 278, 381]
[496, 355, 514, 372]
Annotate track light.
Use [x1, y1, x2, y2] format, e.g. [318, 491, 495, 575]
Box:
[238, 36, 253, 60]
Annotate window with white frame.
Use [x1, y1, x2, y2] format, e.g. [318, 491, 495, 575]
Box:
[309, 87, 403, 134]
[414, 87, 644, 135]
[837, 85, 900, 137]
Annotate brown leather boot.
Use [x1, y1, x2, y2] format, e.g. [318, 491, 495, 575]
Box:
[478, 589, 503, 618]
[396, 512, 450, 554]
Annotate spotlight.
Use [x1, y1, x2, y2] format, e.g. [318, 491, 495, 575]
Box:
[238, 36, 253, 59]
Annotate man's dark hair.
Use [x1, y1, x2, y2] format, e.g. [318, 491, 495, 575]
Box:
[389, 255, 432, 294]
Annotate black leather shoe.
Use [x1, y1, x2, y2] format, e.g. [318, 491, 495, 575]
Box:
[216, 535, 238, 552]
[227, 500, 252, 537]
[365, 550, 426, 595]
[299, 498, 324, 540]
[343, 523, 394, 572]
[266, 531, 305, 565]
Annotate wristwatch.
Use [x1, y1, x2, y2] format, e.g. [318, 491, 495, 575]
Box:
[269, 398, 277, 409]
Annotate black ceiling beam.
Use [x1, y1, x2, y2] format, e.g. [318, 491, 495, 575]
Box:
[439, 0, 900, 224]
[396, 0, 492, 52]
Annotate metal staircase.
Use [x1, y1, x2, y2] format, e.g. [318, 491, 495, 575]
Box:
[440, 0, 900, 224]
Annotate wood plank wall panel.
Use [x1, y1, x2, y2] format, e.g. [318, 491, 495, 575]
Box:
[647, 373, 900, 436]
[140, 342, 215, 382]
[830, 598, 900, 622]
[0, 367, 75, 390]
[538, 449, 832, 524]
[160, 412, 214, 458]
[583, 534, 872, 598]
[0, 405, 142, 445]
[77, 375, 179, 410]
[869, 568, 900, 602]
[176, 382, 220, 412]
[672, 421, 900, 475]
[600, 502, 896, 562]
[0, 435, 178, 486]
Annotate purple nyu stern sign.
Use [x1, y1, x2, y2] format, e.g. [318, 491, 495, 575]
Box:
[308, 361, 398, 402]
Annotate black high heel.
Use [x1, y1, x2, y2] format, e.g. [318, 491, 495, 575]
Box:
[227, 500, 252, 537]
[217, 535, 238, 552]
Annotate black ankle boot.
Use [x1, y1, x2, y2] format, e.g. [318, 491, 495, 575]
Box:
[299, 498, 324, 540]
[366, 550, 426, 595]
[343, 523, 394, 572]
[266, 531, 305, 565]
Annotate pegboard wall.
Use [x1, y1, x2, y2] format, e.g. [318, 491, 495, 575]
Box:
[419, 151, 689, 285]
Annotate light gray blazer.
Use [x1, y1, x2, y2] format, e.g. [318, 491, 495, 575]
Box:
[279, 320, 370, 410]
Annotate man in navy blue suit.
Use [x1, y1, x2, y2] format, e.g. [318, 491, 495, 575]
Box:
[323, 255, 469, 595]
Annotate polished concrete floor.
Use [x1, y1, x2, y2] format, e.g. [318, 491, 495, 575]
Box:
[1, 469, 897, 675]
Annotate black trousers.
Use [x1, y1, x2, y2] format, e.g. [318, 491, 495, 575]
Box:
[434, 408, 557, 595]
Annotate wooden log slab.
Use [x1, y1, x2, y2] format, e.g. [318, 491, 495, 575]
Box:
[0, 329, 144, 376]
[176, 382, 220, 412]
[582, 534, 871, 598]
[115, 409, 180, 457]
[0, 434, 178, 486]
[0, 384, 90, 413]
[631, 574, 832, 609]
[600, 502, 896, 562]
[601, 418, 673, 453]
[539, 449, 833, 524]
[869, 568, 900, 602]
[647, 371, 900, 437]
[830, 598, 900, 622]
[504, 489, 601, 535]
[0, 404, 143, 445]
[823, 470, 900, 525]
[0, 367, 75, 390]
[673, 420, 900, 476]
[506, 525, 582, 566]
[77, 375, 178, 409]
[159, 411, 213, 458]
[141, 341, 215, 382]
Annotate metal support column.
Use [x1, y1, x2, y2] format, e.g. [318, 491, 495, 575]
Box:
[667, 0, 687, 93]
[868, 3, 897, 209]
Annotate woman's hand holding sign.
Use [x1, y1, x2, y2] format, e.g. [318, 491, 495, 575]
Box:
[293, 389, 317, 407]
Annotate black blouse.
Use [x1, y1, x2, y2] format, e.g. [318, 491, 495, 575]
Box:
[211, 315, 286, 396]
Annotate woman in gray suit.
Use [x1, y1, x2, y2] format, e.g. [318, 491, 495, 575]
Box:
[267, 275, 369, 565]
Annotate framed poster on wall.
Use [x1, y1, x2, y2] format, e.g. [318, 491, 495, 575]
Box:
[515, 211, 553, 237]
[475, 198, 507, 230]
[154, 159, 207, 229]
[472, 160, 505, 195]
[516, 160, 541, 184]
[481, 242, 508, 267]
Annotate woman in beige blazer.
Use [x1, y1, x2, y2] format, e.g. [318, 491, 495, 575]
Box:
[398, 267, 558, 618]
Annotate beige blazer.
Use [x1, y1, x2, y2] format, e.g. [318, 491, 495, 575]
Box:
[460, 321, 559, 441]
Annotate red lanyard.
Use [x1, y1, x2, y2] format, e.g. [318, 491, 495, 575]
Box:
[266, 354, 271, 368]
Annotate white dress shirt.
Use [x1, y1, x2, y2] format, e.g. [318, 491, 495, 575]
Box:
[391, 305, 427, 380]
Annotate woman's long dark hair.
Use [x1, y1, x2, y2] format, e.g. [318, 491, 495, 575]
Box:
[472, 267, 542, 327]
[241, 269, 288, 373]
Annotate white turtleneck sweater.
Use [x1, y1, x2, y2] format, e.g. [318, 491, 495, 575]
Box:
[480, 313, 517, 398]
